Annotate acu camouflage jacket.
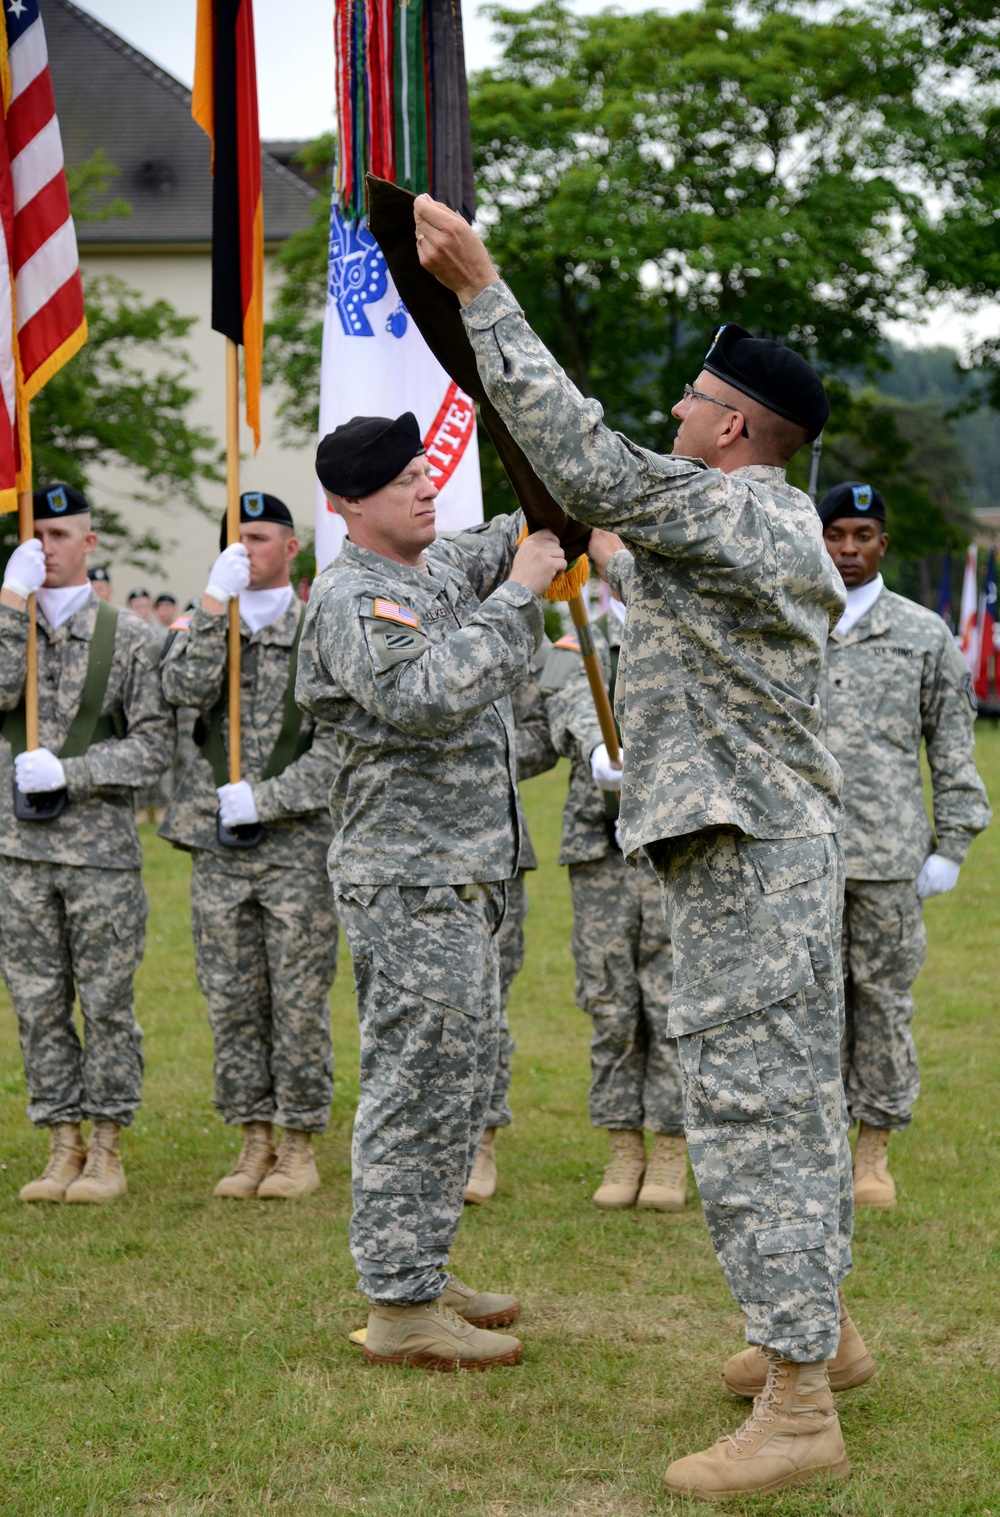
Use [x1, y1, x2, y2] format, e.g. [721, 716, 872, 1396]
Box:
[295, 514, 543, 885]
[0, 594, 171, 870]
[819, 586, 991, 879]
[158, 600, 339, 871]
[463, 281, 847, 860]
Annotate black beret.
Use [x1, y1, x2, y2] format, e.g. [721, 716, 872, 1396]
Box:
[154, 593, 177, 607]
[219, 491, 295, 550]
[816, 481, 886, 528]
[33, 482, 89, 519]
[127, 587, 151, 602]
[315, 412, 425, 498]
[703, 323, 829, 442]
[87, 566, 110, 583]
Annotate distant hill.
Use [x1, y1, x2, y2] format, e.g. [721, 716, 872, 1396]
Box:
[878, 345, 999, 517]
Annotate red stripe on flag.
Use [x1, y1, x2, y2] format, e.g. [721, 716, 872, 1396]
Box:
[11, 174, 68, 272]
[234, 0, 260, 333]
[422, 383, 475, 490]
[18, 277, 85, 378]
[6, 69, 56, 158]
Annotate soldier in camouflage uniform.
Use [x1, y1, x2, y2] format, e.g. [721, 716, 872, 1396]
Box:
[159, 494, 340, 1201]
[543, 597, 687, 1211]
[466, 640, 558, 1203]
[817, 482, 991, 1209]
[298, 411, 568, 1370]
[415, 196, 867, 1494]
[0, 484, 171, 1204]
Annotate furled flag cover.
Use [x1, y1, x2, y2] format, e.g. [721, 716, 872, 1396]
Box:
[0, 0, 87, 512]
[192, 0, 263, 450]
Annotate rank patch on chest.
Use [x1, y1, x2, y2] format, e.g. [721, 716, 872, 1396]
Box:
[373, 599, 419, 629]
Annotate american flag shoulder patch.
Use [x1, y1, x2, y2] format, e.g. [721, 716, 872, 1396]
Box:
[554, 633, 580, 652]
[373, 599, 419, 629]
[169, 615, 192, 632]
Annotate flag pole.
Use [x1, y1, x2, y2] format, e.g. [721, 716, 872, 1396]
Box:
[16, 479, 38, 751]
[225, 337, 241, 783]
[567, 592, 620, 765]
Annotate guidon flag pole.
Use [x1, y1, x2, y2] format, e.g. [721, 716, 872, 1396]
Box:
[1, 0, 87, 820]
[193, 0, 265, 846]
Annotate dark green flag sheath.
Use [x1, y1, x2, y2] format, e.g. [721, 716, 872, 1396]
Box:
[366, 174, 592, 560]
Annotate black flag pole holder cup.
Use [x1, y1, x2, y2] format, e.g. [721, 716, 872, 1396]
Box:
[216, 812, 265, 849]
[13, 779, 68, 821]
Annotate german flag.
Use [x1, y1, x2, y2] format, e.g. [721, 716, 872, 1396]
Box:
[192, 0, 263, 450]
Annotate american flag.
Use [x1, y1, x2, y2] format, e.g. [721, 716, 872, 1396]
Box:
[0, 0, 86, 511]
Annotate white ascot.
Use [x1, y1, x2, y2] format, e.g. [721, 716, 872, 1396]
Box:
[835, 574, 883, 637]
[238, 584, 294, 634]
[36, 582, 92, 629]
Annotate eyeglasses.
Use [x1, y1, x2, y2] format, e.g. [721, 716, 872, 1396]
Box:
[679, 384, 749, 439]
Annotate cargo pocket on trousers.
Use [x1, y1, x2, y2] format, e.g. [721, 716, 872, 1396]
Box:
[679, 1021, 772, 1127]
[755, 1220, 827, 1306]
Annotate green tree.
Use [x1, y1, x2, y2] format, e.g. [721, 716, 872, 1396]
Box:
[262, 134, 335, 443]
[817, 382, 976, 601]
[261, 3, 1000, 533]
[1, 154, 221, 572]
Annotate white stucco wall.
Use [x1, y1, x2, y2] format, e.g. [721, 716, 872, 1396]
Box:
[78, 248, 318, 609]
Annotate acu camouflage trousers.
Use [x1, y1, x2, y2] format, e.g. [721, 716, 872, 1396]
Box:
[190, 852, 337, 1132]
[485, 869, 528, 1129]
[335, 879, 505, 1304]
[841, 877, 926, 1130]
[570, 851, 683, 1135]
[648, 829, 852, 1364]
[0, 857, 146, 1127]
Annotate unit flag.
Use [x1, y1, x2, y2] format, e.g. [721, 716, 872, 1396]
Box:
[193, 0, 263, 450]
[315, 203, 482, 570]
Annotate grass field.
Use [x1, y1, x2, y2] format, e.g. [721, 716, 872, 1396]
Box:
[1, 728, 998, 1516]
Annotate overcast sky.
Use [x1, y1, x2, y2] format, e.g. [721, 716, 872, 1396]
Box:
[72, 0, 996, 356]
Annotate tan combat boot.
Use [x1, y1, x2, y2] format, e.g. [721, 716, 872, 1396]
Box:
[637, 1134, 688, 1210]
[64, 1120, 127, 1204]
[724, 1287, 877, 1397]
[362, 1297, 522, 1371]
[464, 1127, 497, 1204]
[19, 1122, 86, 1202]
[664, 1350, 850, 1499]
[440, 1275, 521, 1328]
[592, 1129, 645, 1209]
[853, 1122, 896, 1208]
[257, 1129, 320, 1199]
[213, 1121, 276, 1199]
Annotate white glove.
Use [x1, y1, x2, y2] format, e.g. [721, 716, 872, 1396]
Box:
[217, 780, 260, 828]
[15, 747, 66, 793]
[3, 539, 46, 599]
[591, 741, 623, 792]
[205, 544, 250, 603]
[914, 853, 960, 901]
